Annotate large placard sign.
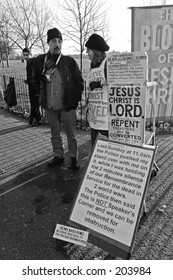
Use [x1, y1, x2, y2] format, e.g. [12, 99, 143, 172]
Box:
[107, 51, 148, 85]
[108, 85, 146, 146]
[107, 51, 148, 146]
[68, 138, 156, 259]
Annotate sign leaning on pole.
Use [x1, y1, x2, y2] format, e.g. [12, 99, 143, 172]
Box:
[68, 139, 156, 259]
[107, 51, 148, 146]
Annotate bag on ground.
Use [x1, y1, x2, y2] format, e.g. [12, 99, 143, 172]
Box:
[4, 77, 17, 107]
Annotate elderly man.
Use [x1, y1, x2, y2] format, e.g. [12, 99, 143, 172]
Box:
[32, 28, 84, 170]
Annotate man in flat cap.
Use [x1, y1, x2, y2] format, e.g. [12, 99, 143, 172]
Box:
[32, 28, 84, 170]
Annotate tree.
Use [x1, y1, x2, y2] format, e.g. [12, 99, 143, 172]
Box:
[54, 0, 109, 71]
[0, 21, 11, 67]
[0, 0, 53, 54]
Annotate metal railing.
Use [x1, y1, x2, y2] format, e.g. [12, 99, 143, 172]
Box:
[0, 75, 30, 116]
[1, 74, 173, 133]
[0, 75, 88, 129]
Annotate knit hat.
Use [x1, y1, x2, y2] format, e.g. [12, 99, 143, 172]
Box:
[85, 34, 109, 52]
[47, 28, 62, 43]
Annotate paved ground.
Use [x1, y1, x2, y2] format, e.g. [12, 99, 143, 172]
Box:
[0, 108, 173, 260]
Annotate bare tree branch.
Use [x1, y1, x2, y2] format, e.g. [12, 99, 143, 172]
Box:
[54, 0, 110, 70]
[0, 0, 53, 54]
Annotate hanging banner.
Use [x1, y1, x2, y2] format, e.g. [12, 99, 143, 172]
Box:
[131, 5, 173, 122]
[68, 138, 156, 259]
[107, 51, 148, 146]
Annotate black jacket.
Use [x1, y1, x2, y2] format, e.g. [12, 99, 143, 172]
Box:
[32, 52, 84, 112]
[26, 57, 35, 84]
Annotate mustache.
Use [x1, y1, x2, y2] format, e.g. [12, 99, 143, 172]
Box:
[54, 46, 60, 50]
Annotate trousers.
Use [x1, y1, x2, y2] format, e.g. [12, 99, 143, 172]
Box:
[28, 85, 41, 121]
[91, 128, 108, 146]
[46, 109, 78, 158]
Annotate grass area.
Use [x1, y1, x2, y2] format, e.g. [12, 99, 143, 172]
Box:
[0, 60, 27, 77]
[0, 57, 90, 79]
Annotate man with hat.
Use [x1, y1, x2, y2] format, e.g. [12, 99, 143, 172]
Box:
[85, 33, 110, 146]
[32, 28, 84, 169]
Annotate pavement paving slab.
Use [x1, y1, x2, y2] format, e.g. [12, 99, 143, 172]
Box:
[0, 108, 89, 183]
[0, 108, 173, 260]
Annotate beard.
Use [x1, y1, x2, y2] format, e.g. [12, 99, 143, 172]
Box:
[51, 53, 61, 62]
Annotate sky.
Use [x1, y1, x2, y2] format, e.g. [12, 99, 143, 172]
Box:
[107, 0, 173, 52]
[57, 0, 173, 54]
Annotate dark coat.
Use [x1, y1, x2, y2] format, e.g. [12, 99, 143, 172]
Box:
[31, 52, 84, 112]
[26, 57, 35, 84]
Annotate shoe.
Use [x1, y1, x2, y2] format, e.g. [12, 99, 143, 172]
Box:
[71, 157, 80, 170]
[29, 118, 33, 125]
[32, 119, 42, 127]
[47, 156, 64, 168]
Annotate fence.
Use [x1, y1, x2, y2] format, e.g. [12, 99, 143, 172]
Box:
[0, 75, 88, 129]
[1, 74, 173, 133]
[0, 75, 30, 116]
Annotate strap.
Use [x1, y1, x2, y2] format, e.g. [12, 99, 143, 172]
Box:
[51, 53, 62, 75]
[42, 53, 62, 75]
